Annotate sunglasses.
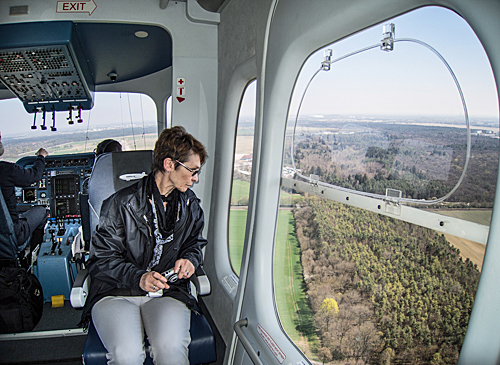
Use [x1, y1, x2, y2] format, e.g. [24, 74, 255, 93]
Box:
[175, 160, 201, 176]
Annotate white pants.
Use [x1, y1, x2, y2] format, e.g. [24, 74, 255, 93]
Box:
[92, 296, 191, 365]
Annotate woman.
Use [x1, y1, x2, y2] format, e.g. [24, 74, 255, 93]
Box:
[81, 126, 208, 365]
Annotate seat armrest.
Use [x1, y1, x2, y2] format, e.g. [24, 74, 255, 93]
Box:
[71, 226, 86, 258]
[70, 268, 90, 308]
[190, 266, 211, 297]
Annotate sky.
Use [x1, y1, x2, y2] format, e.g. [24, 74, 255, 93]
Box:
[0, 6, 498, 138]
[241, 6, 499, 123]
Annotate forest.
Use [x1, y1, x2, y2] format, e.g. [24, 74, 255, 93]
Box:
[291, 122, 498, 207]
[0, 125, 157, 162]
[293, 196, 480, 364]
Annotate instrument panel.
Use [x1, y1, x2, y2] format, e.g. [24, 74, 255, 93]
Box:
[15, 152, 94, 218]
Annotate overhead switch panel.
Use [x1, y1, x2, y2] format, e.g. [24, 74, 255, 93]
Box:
[0, 22, 94, 113]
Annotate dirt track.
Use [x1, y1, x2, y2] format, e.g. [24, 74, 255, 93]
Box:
[444, 234, 486, 271]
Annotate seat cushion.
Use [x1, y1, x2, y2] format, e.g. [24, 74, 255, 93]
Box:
[83, 310, 216, 365]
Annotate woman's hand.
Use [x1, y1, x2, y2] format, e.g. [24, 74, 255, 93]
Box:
[140, 271, 169, 292]
[175, 259, 195, 280]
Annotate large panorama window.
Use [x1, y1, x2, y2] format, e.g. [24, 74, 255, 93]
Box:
[275, 7, 498, 365]
[0, 92, 158, 162]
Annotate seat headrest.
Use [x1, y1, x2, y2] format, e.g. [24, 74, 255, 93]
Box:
[111, 150, 153, 191]
[88, 150, 153, 237]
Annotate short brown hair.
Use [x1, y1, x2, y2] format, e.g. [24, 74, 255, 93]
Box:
[152, 126, 207, 175]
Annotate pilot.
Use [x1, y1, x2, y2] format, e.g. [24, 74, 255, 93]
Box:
[0, 132, 49, 255]
[94, 139, 122, 156]
[81, 126, 207, 365]
[81, 139, 122, 197]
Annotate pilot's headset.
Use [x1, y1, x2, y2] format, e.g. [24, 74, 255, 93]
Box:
[94, 139, 122, 156]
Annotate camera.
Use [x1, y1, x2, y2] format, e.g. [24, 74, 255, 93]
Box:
[162, 268, 178, 283]
[107, 71, 118, 82]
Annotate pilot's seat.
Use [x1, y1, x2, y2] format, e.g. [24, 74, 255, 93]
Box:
[0, 186, 31, 266]
[71, 150, 216, 365]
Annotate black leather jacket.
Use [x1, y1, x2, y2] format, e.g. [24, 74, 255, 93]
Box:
[80, 174, 207, 327]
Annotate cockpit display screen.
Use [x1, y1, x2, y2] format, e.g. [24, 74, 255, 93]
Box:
[50, 174, 80, 217]
[54, 176, 78, 195]
[22, 187, 37, 203]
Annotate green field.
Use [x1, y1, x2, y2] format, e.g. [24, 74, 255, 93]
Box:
[229, 208, 318, 359]
[231, 179, 302, 206]
[228, 209, 247, 275]
[231, 180, 251, 205]
[434, 209, 492, 225]
[274, 210, 319, 358]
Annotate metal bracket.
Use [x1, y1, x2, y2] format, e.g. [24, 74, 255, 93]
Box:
[321, 49, 333, 71]
[381, 23, 395, 51]
[384, 188, 402, 215]
[309, 174, 320, 186]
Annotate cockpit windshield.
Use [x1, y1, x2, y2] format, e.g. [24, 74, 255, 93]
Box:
[0, 92, 158, 162]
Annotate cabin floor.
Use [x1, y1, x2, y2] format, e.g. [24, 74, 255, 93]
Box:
[0, 301, 85, 364]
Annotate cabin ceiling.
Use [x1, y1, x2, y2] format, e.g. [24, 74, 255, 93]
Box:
[0, 21, 173, 102]
[72, 22, 173, 85]
[0, 0, 225, 100]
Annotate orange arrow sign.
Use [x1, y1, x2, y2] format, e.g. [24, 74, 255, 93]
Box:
[57, 0, 97, 16]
